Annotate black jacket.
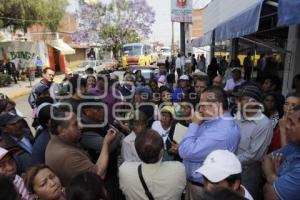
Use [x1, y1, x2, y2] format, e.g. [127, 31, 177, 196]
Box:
[1, 133, 33, 173]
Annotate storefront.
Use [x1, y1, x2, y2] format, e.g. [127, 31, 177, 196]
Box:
[192, 0, 300, 94]
[46, 39, 76, 72]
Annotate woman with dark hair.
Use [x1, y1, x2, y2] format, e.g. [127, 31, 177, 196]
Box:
[24, 165, 65, 200]
[149, 78, 159, 94]
[292, 74, 300, 93]
[154, 86, 174, 120]
[31, 104, 52, 165]
[263, 92, 283, 129]
[0, 176, 18, 200]
[207, 57, 220, 81]
[86, 75, 96, 90]
[66, 172, 107, 200]
[268, 92, 300, 152]
[134, 70, 145, 86]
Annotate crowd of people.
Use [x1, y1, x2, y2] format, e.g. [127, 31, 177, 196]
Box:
[0, 56, 44, 85]
[0, 52, 299, 200]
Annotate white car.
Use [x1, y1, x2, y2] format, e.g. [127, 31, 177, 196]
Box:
[157, 47, 171, 64]
[76, 60, 102, 74]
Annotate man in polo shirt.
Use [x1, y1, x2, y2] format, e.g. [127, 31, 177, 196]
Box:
[0, 112, 33, 173]
[119, 129, 186, 200]
[195, 150, 253, 200]
[262, 105, 300, 200]
[234, 83, 273, 199]
[45, 106, 116, 186]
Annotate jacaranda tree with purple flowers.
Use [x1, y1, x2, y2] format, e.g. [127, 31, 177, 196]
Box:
[73, 0, 155, 59]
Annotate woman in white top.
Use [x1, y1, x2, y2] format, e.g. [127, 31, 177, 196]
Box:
[154, 86, 174, 120]
[151, 106, 175, 161]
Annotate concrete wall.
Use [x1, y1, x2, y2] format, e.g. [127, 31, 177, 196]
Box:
[282, 25, 300, 95]
[192, 9, 204, 38]
[65, 48, 86, 69]
[28, 15, 77, 43]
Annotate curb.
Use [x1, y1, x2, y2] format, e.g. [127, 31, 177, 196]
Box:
[8, 76, 65, 100]
[9, 89, 32, 100]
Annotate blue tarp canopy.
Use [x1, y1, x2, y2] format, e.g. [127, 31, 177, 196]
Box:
[192, 0, 264, 47]
[278, 0, 300, 27]
[191, 31, 213, 47]
[214, 0, 264, 42]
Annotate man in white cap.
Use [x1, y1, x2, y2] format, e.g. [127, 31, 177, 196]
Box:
[195, 150, 253, 200]
[172, 74, 190, 102]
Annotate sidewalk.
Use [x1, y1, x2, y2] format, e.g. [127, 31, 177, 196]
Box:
[0, 75, 65, 100]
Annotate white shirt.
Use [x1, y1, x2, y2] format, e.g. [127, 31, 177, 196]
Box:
[224, 78, 245, 91]
[119, 161, 186, 200]
[151, 121, 170, 149]
[241, 185, 254, 200]
[180, 56, 185, 67]
[121, 132, 141, 162]
[175, 57, 181, 69]
[185, 56, 192, 64]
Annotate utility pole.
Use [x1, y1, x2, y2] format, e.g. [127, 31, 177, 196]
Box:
[171, 21, 174, 54]
[180, 22, 185, 56]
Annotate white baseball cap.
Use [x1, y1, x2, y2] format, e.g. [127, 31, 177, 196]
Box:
[179, 75, 189, 80]
[195, 150, 242, 183]
[0, 147, 14, 161]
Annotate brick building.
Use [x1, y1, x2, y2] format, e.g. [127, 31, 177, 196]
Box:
[28, 15, 87, 72]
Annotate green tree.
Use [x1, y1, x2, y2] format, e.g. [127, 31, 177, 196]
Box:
[99, 25, 142, 59]
[0, 0, 68, 32]
[74, 0, 155, 59]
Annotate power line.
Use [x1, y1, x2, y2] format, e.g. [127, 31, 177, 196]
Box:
[0, 16, 56, 23]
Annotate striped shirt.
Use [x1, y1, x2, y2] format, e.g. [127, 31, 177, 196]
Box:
[14, 175, 33, 200]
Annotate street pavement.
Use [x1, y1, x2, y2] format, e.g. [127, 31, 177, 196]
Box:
[0, 60, 125, 100]
[0, 75, 65, 100]
[14, 94, 35, 134]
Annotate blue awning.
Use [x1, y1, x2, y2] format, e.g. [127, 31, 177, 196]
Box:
[192, 31, 213, 47]
[214, 0, 263, 42]
[278, 0, 300, 27]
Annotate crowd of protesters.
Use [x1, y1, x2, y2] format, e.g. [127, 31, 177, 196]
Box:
[0, 52, 299, 200]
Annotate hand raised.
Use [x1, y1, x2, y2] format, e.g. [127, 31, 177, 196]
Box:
[191, 111, 203, 124]
[104, 128, 117, 144]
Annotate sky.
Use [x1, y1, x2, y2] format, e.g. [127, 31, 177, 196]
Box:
[67, 0, 211, 46]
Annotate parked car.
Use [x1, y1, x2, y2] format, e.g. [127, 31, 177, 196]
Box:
[129, 65, 158, 83]
[76, 60, 102, 74]
[157, 47, 171, 65]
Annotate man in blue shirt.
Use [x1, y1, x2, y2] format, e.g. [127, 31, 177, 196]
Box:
[35, 56, 43, 77]
[179, 86, 240, 200]
[262, 105, 300, 200]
